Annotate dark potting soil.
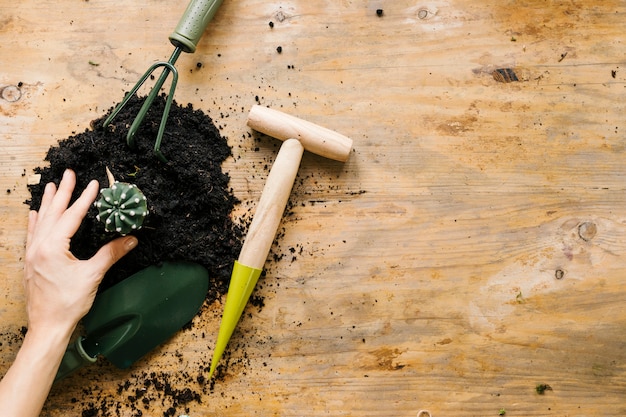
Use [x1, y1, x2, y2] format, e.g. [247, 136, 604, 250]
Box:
[27, 94, 243, 299]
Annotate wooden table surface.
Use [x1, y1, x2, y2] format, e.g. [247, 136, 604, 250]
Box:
[1, 1, 625, 415]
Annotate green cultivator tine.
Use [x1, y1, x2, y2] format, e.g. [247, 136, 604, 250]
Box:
[102, 47, 182, 163]
[102, 0, 225, 163]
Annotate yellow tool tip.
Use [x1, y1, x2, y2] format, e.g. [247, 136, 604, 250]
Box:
[208, 261, 262, 379]
[208, 361, 218, 379]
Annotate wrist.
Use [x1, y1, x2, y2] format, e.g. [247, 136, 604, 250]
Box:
[0, 322, 75, 417]
[23, 323, 74, 356]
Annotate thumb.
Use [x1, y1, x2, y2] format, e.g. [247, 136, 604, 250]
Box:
[89, 236, 138, 276]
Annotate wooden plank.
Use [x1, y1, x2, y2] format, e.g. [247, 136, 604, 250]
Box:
[1, 0, 625, 415]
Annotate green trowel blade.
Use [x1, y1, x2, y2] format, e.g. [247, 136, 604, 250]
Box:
[82, 261, 208, 369]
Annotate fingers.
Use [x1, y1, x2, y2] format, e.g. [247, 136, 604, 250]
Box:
[37, 169, 75, 221]
[47, 169, 77, 218]
[57, 179, 99, 238]
[36, 181, 57, 220]
[69, 179, 99, 218]
[88, 236, 138, 277]
[25, 211, 38, 252]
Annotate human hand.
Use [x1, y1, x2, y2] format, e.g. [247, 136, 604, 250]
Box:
[24, 169, 138, 335]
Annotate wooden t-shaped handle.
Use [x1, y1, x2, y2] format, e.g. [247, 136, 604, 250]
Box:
[208, 108, 353, 378]
[247, 105, 353, 162]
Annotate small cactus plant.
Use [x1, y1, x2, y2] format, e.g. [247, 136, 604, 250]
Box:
[95, 168, 148, 235]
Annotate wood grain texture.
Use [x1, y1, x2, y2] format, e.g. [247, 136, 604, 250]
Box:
[1, 0, 625, 415]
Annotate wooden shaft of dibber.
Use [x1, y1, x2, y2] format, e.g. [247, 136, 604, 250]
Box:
[247, 105, 353, 162]
[237, 138, 305, 270]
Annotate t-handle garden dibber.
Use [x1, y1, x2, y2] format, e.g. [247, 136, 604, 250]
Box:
[102, 0, 224, 162]
[208, 105, 354, 378]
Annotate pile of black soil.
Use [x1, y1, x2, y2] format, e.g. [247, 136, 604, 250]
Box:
[27, 94, 243, 299]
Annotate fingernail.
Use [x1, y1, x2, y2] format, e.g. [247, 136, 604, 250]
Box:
[125, 237, 138, 250]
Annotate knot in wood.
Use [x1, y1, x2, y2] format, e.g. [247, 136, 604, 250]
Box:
[1, 85, 21, 102]
[578, 221, 597, 241]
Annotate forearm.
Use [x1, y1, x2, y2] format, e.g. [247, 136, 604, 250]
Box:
[0, 325, 73, 417]
[2, 171, 137, 415]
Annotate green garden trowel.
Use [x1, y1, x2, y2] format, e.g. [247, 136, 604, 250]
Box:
[55, 262, 208, 381]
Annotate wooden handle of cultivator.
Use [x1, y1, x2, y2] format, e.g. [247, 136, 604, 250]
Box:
[237, 139, 305, 270]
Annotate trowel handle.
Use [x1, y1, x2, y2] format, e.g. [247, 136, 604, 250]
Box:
[169, 0, 224, 53]
[238, 139, 305, 270]
[54, 337, 97, 382]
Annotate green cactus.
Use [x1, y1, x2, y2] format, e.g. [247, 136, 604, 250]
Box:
[95, 181, 148, 235]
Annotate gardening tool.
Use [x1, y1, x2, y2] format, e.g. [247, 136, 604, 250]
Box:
[208, 105, 353, 378]
[55, 262, 208, 381]
[102, 0, 224, 162]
